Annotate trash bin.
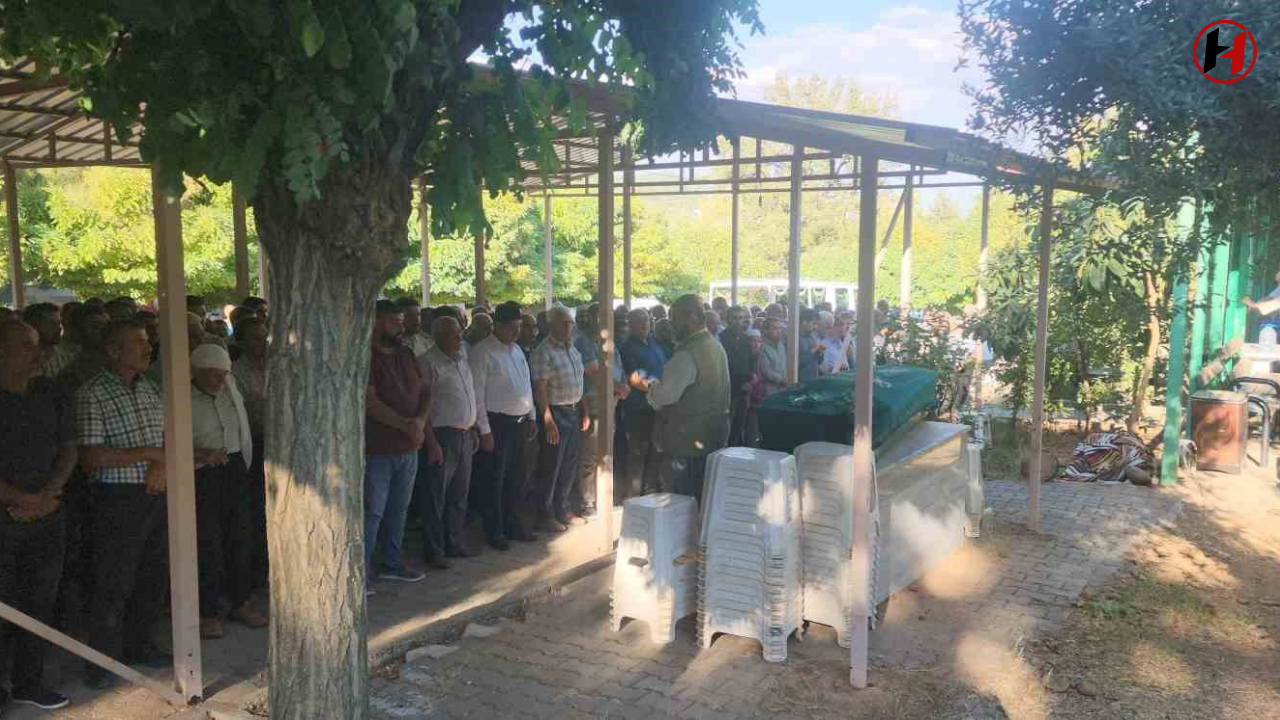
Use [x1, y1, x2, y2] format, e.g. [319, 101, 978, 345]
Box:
[1191, 390, 1248, 474]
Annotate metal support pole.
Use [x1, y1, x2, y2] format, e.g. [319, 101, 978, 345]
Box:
[151, 165, 203, 702]
[1160, 200, 1197, 483]
[872, 190, 906, 275]
[595, 127, 617, 554]
[419, 181, 431, 306]
[900, 166, 914, 309]
[544, 194, 554, 310]
[623, 146, 633, 308]
[4, 162, 23, 309]
[1028, 185, 1053, 533]
[232, 184, 250, 300]
[849, 155, 878, 690]
[786, 146, 803, 384]
[731, 136, 741, 306]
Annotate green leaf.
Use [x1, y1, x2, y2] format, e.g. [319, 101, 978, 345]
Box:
[301, 16, 325, 57]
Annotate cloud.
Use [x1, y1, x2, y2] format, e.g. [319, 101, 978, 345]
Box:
[733, 6, 984, 130]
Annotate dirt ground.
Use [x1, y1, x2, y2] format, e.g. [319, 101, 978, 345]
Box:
[1023, 468, 1280, 720]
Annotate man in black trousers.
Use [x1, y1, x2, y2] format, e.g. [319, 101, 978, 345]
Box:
[75, 319, 170, 689]
[469, 302, 538, 550]
[0, 320, 76, 712]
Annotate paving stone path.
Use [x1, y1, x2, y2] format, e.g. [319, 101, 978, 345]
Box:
[368, 479, 1184, 719]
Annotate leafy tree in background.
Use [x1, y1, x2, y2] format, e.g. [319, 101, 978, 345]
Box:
[21, 168, 255, 301]
[1, 2, 762, 715]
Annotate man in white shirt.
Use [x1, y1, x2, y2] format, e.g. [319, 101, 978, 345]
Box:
[416, 317, 480, 565]
[188, 344, 266, 640]
[469, 301, 537, 550]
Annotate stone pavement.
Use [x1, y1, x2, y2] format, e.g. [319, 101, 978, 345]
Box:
[370, 478, 1185, 719]
[20, 517, 612, 720]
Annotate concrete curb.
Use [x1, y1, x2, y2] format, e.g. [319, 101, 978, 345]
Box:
[217, 552, 616, 715]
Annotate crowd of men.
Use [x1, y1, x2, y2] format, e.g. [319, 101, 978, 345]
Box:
[0, 287, 877, 712]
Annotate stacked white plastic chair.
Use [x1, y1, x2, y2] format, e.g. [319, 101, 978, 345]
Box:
[795, 441, 880, 648]
[697, 448, 803, 662]
[610, 493, 700, 644]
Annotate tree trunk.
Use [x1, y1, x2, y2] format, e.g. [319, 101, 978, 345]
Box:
[1130, 271, 1162, 435]
[253, 155, 411, 719]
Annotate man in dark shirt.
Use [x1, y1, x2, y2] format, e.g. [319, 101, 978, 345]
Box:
[0, 320, 76, 711]
[620, 308, 667, 498]
[720, 306, 756, 447]
[364, 300, 432, 594]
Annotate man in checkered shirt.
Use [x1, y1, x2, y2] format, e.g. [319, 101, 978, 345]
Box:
[531, 306, 590, 533]
[74, 318, 170, 689]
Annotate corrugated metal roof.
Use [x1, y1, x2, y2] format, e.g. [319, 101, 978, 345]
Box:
[0, 60, 144, 167]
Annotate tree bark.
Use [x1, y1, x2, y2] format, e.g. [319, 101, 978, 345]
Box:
[253, 155, 411, 719]
[1130, 270, 1162, 435]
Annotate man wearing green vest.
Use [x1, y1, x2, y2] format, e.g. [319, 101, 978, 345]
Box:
[632, 294, 730, 503]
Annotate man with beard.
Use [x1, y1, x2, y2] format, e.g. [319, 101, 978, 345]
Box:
[363, 300, 430, 595]
[631, 295, 730, 502]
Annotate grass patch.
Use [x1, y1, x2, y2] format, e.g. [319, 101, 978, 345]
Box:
[1083, 577, 1216, 623]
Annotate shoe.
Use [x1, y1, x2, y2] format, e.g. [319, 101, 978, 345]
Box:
[84, 669, 118, 691]
[558, 513, 588, 527]
[445, 545, 479, 558]
[534, 516, 568, 533]
[379, 566, 427, 583]
[424, 555, 452, 571]
[12, 688, 70, 711]
[200, 617, 225, 640]
[228, 602, 269, 629]
[507, 524, 538, 543]
[488, 536, 512, 552]
[125, 645, 172, 668]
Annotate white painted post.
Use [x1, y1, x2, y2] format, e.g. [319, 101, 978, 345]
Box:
[787, 146, 803, 384]
[419, 181, 431, 306]
[900, 166, 913, 309]
[972, 183, 991, 411]
[544, 193, 554, 311]
[849, 155, 878, 689]
[595, 128, 617, 554]
[731, 136, 741, 307]
[623, 146, 633, 308]
[151, 165, 203, 701]
[4, 162, 23, 309]
[1028, 184, 1053, 533]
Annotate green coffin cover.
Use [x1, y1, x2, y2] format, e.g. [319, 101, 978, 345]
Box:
[757, 365, 939, 453]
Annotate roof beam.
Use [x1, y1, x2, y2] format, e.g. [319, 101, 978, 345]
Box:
[0, 75, 70, 99]
[6, 157, 146, 168]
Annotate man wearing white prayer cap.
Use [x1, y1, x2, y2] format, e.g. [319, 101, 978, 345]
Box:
[189, 343, 266, 639]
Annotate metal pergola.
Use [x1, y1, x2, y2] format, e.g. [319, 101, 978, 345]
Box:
[1, 57, 1126, 705]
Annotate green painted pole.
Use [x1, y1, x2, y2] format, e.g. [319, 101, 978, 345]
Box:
[1207, 228, 1231, 355]
[1186, 203, 1209, 397]
[1160, 199, 1197, 485]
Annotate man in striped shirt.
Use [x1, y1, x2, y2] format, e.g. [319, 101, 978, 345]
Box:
[74, 319, 169, 689]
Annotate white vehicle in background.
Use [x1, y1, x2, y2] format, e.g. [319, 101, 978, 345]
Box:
[708, 279, 858, 310]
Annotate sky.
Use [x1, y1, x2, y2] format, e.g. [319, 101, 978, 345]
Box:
[734, 0, 983, 130]
[731, 0, 987, 210]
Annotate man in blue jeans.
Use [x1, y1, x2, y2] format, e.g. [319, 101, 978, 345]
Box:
[364, 301, 433, 596]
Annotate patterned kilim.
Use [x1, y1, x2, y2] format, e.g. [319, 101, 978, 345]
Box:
[757, 365, 939, 453]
